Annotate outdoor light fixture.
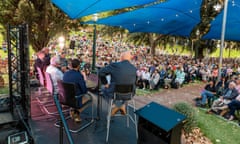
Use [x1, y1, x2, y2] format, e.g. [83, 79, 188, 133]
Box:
[58, 36, 65, 43]
[196, 29, 200, 36]
[58, 36, 65, 49]
[92, 13, 99, 22]
[213, 3, 222, 11]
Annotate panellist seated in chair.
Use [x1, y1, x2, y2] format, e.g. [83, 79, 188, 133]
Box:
[207, 82, 239, 114]
[99, 50, 137, 116]
[63, 59, 90, 122]
[46, 56, 64, 95]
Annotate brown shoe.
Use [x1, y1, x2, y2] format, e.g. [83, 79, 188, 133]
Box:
[220, 109, 228, 116]
[73, 113, 82, 123]
[111, 107, 120, 116]
[119, 105, 126, 115]
[70, 110, 75, 119]
[206, 109, 213, 114]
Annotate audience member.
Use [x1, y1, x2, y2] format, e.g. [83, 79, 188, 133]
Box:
[149, 69, 160, 90]
[141, 68, 150, 89]
[198, 79, 216, 107]
[59, 51, 68, 72]
[174, 66, 185, 88]
[227, 94, 240, 120]
[208, 82, 239, 114]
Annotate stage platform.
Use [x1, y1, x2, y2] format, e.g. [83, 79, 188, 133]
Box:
[29, 88, 138, 144]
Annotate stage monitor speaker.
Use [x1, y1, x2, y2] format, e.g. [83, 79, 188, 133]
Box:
[8, 131, 28, 144]
[136, 102, 186, 144]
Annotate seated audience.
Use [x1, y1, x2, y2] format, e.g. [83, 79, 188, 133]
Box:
[59, 51, 68, 72]
[199, 66, 210, 82]
[227, 95, 240, 120]
[158, 66, 167, 88]
[164, 69, 175, 89]
[198, 79, 216, 107]
[174, 66, 185, 88]
[215, 76, 228, 96]
[208, 81, 239, 114]
[141, 68, 150, 89]
[149, 69, 160, 90]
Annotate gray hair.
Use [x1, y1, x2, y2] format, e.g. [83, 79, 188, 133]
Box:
[50, 56, 60, 66]
[229, 81, 236, 88]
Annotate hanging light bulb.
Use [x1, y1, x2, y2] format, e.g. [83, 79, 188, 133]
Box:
[213, 3, 222, 11]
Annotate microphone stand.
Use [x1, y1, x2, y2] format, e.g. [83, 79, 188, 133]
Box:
[94, 68, 104, 132]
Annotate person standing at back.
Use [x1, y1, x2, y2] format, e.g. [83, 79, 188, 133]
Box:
[99, 50, 137, 115]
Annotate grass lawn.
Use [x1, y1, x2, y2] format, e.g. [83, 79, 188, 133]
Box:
[0, 86, 8, 94]
[136, 88, 240, 144]
[136, 88, 161, 96]
[196, 108, 240, 144]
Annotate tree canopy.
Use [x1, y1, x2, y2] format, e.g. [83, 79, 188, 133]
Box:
[0, 0, 80, 52]
[0, 0, 239, 58]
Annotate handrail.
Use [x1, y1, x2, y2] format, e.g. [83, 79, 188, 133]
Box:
[53, 95, 74, 144]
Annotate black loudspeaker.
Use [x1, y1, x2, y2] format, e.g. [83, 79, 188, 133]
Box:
[69, 40, 75, 49]
[136, 102, 186, 144]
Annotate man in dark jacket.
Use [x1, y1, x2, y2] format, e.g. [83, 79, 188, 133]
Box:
[99, 51, 137, 115]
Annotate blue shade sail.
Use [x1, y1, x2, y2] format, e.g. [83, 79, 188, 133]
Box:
[51, 0, 157, 19]
[203, 0, 240, 41]
[87, 0, 202, 37]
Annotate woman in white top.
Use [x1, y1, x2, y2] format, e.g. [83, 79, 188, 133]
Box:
[149, 70, 160, 90]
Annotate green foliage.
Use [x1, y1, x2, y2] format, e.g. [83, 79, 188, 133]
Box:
[197, 108, 240, 144]
[0, 0, 81, 52]
[172, 102, 197, 134]
[210, 47, 240, 58]
[0, 86, 9, 94]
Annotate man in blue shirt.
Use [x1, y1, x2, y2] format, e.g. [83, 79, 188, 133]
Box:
[63, 59, 88, 122]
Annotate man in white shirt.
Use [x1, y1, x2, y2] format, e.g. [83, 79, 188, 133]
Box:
[46, 56, 63, 94]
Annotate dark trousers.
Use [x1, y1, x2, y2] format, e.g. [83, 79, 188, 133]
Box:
[228, 100, 240, 116]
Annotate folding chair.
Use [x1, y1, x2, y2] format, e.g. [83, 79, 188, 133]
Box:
[57, 80, 94, 133]
[35, 67, 53, 105]
[38, 72, 66, 116]
[106, 84, 138, 143]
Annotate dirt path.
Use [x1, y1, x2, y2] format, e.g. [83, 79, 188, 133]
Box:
[134, 82, 204, 109]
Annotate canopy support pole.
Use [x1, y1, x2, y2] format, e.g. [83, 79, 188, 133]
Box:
[218, 0, 228, 82]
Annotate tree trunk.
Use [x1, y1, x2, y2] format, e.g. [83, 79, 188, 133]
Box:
[194, 40, 204, 59]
